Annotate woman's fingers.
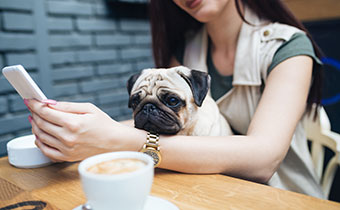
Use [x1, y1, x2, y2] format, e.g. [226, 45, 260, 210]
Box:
[25, 99, 117, 162]
[35, 138, 65, 162]
[31, 118, 65, 150]
[31, 112, 64, 140]
[48, 101, 96, 114]
[32, 119, 77, 162]
[27, 99, 75, 127]
[30, 112, 78, 148]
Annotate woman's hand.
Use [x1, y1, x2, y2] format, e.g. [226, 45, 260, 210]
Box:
[25, 99, 137, 162]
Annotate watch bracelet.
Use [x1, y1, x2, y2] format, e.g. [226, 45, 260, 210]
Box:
[144, 132, 160, 151]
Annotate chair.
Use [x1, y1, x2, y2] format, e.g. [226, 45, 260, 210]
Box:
[303, 106, 340, 198]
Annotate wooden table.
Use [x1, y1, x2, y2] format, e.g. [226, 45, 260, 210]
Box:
[0, 156, 339, 210]
[285, 0, 340, 21]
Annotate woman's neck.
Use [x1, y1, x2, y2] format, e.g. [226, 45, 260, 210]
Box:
[205, 0, 243, 56]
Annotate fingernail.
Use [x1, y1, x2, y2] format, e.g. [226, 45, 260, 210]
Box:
[28, 115, 33, 123]
[41, 99, 57, 105]
[24, 99, 29, 107]
[24, 98, 29, 106]
[24, 99, 32, 111]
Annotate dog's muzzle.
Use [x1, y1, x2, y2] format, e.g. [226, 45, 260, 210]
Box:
[134, 103, 181, 134]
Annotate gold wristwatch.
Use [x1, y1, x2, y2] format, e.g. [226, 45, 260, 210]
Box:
[140, 132, 161, 167]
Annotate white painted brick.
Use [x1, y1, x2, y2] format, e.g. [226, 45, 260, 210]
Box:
[95, 34, 131, 46]
[3, 12, 34, 31]
[0, 134, 14, 156]
[0, 96, 8, 114]
[0, 77, 13, 94]
[47, 1, 93, 16]
[121, 47, 152, 60]
[136, 59, 155, 70]
[0, 33, 36, 50]
[50, 34, 92, 48]
[6, 53, 38, 69]
[76, 49, 118, 63]
[98, 91, 128, 105]
[77, 18, 117, 32]
[0, 56, 4, 69]
[0, 0, 156, 143]
[52, 65, 94, 81]
[48, 17, 73, 31]
[94, 4, 109, 16]
[80, 78, 122, 93]
[120, 19, 150, 31]
[0, 0, 34, 11]
[0, 114, 30, 135]
[97, 63, 133, 75]
[50, 51, 76, 65]
[9, 94, 27, 112]
[134, 34, 152, 45]
[54, 83, 78, 97]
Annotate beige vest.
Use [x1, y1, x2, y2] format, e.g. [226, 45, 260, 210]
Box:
[183, 8, 325, 199]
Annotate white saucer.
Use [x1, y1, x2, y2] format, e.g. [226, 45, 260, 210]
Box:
[73, 195, 179, 210]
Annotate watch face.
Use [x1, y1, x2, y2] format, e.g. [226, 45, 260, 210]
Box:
[143, 150, 160, 166]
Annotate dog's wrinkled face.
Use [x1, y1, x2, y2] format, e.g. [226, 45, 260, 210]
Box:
[127, 66, 210, 135]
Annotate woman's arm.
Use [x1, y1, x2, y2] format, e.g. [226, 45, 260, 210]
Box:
[26, 55, 312, 183]
[120, 119, 134, 127]
[158, 55, 313, 182]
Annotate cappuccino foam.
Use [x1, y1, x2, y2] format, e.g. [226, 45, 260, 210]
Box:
[87, 158, 146, 175]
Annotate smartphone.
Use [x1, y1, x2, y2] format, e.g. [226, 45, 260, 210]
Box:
[2, 65, 47, 101]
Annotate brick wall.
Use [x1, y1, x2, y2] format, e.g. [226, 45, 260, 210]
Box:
[0, 0, 153, 156]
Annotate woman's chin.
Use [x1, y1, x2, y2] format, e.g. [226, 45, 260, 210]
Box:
[190, 9, 220, 23]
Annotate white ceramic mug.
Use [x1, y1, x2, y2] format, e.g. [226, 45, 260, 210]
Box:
[78, 151, 154, 210]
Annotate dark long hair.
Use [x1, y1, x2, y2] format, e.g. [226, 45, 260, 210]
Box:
[149, 0, 323, 114]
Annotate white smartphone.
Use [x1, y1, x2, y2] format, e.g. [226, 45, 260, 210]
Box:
[2, 65, 47, 101]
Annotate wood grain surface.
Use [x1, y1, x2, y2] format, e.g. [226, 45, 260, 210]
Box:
[0, 156, 339, 210]
[284, 0, 340, 21]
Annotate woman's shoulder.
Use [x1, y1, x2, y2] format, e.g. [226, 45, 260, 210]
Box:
[267, 32, 322, 74]
[256, 22, 305, 43]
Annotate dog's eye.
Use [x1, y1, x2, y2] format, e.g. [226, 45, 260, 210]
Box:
[166, 96, 180, 107]
[129, 94, 140, 109]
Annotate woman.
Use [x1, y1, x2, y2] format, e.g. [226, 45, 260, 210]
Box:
[25, 0, 325, 198]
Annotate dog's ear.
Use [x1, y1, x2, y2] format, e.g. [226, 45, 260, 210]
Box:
[127, 72, 142, 95]
[180, 70, 211, 107]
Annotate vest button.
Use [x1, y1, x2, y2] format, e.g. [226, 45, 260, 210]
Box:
[263, 30, 270, 36]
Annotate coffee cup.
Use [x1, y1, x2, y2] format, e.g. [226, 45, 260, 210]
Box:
[78, 151, 154, 210]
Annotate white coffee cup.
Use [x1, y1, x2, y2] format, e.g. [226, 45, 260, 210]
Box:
[78, 151, 154, 210]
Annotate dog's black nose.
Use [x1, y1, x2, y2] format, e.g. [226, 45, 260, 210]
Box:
[143, 103, 156, 114]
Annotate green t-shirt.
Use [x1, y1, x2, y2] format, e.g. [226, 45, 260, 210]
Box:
[176, 33, 322, 101]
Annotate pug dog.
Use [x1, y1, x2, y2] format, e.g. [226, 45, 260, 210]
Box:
[127, 66, 232, 136]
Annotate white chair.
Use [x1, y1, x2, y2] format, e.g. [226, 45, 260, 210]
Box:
[303, 106, 340, 198]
